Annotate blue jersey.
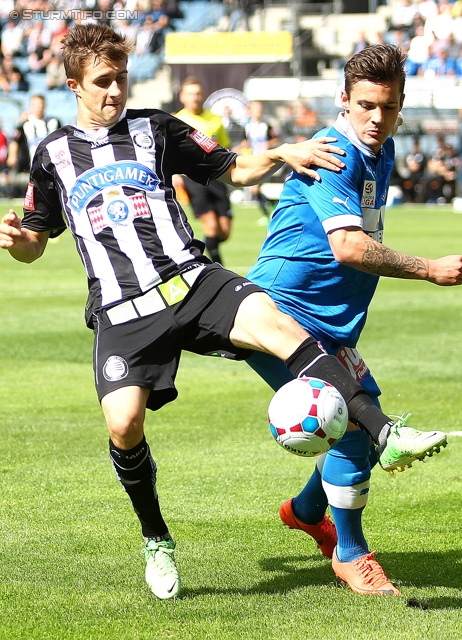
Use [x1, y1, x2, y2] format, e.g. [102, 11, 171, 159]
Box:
[247, 113, 395, 354]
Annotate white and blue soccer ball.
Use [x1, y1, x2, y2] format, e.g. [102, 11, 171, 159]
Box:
[268, 377, 348, 457]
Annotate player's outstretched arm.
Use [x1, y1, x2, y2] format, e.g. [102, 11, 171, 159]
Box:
[220, 137, 346, 186]
[329, 227, 462, 286]
[0, 210, 49, 263]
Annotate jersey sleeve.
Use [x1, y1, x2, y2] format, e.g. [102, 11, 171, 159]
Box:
[296, 142, 365, 233]
[165, 113, 237, 185]
[20, 146, 67, 238]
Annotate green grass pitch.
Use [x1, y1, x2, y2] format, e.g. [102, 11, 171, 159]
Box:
[0, 199, 461, 639]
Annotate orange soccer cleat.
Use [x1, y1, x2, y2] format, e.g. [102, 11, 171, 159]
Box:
[279, 498, 337, 559]
[332, 548, 400, 595]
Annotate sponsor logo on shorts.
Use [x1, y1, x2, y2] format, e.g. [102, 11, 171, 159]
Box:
[336, 347, 368, 382]
[234, 281, 254, 292]
[103, 355, 129, 381]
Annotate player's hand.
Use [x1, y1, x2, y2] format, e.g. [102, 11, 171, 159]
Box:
[279, 137, 346, 181]
[172, 174, 184, 188]
[428, 255, 462, 286]
[0, 210, 29, 249]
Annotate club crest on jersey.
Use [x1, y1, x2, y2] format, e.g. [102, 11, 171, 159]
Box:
[69, 161, 159, 212]
[133, 131, 154, 149]
[361, 180, 376, 207]
[88, 188, 151, 234]
[190, 130, 217, 152]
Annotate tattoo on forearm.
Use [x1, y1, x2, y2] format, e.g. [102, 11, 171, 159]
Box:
[362, 241, 429, 278]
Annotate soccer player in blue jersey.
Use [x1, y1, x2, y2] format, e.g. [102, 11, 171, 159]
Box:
[1, 26, 459, 602]
[247, 44, 462, 596]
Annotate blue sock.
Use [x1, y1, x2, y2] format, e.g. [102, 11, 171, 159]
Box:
[322, 430, 371, 563]
[292, 454, 328, 524]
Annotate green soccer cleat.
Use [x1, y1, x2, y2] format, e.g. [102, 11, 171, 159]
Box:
[378, 413, 448, 474]
[144, 539, 181, 599]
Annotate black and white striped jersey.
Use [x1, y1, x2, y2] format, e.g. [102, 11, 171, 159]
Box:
[21, 108, 237, 324]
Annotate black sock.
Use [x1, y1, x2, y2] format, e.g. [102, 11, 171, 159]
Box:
[285, 338, 392, 444]
[204, 236, 222, 264]
[257, 193, 271, 217]
[109, 437, 169, 539]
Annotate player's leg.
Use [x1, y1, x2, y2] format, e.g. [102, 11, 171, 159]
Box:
[183, 177, 224, 264]
[232, 291, 447, 471]
[246, 350, 335, 555]
[199, 210, 223, 263]
[94, 311, 182, 600]
[250, 184, 271, 225]
[102, 385, 180, 600]
[248, 347, 399, 593]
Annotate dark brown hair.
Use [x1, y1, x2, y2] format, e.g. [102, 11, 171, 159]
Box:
[61, 23, 133, 84]
[344, 44, 407, 97]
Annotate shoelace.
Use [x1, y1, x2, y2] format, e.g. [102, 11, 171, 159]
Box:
[144, 544, 177, 577]
[354, 552, 391, 588]
[389, 412, 412, 435]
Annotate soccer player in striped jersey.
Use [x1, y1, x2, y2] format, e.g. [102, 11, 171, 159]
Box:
[246, 44, 462, 596]
[0, 26, 456, 600]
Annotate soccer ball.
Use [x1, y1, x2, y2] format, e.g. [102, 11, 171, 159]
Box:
[268, 377, 348, 457]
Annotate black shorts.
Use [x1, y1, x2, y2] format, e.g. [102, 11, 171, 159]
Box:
[182, 176, 232, 219]
[93, 263, 261, 411]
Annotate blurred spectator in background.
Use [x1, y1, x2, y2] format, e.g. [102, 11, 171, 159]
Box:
[112, 18, 138, 45]
[135, 1, 171, 55]
[221, 104, 246, 149]
[433, 31, 460, 60]
[293, 100, 318, 128]
[400, 137, 427, 202]
[424, 0, 454, 42]
[388, 28, 411, 54]
[226, 0, 253, 31]
[244, 100, 279, 223]
[417, 137, 459, 204]
[26, 20, 53, 73]
[352, 31, 370, 55]
[46, 54, 67, 90]
[420, 155, 453, 203]
[389, 0, 419, 35]
[0, 119, 9, 197]
[7, 94, 61, 176]
[423, 46, 456, 76]
[416, 0, 438, 23]
[1, 19, 25, 58]
[0, 54, 29, 92]
[163, 0, 185, 23]
[452, 0, 462, 18]
[0, 120, 8, 171]
[406, 25, 433, 74]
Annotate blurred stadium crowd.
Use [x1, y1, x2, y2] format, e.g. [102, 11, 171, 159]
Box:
[0, 0, 462, 202]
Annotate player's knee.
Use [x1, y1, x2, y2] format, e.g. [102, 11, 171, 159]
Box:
[101, 392, 146, 447]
